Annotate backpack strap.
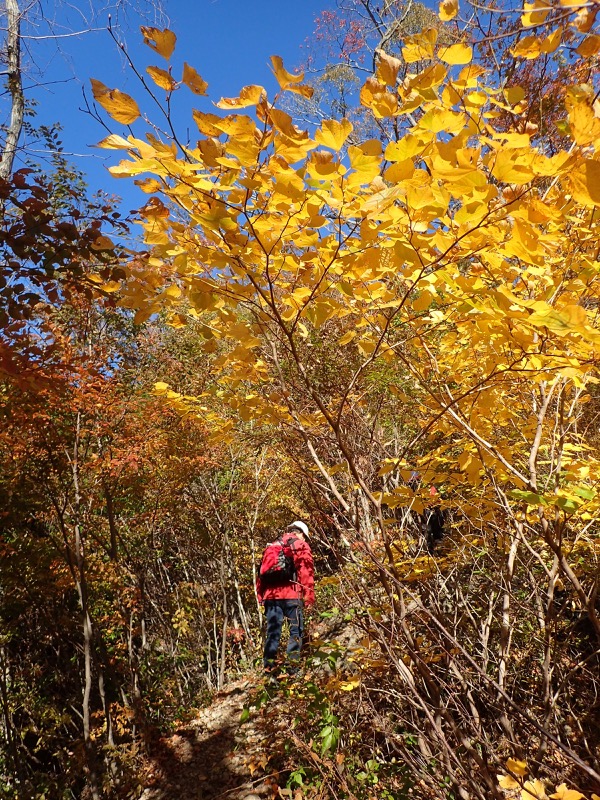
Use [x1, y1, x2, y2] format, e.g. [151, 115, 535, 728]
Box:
[282, 534, 299, 577]
[283, 533, 298, 551]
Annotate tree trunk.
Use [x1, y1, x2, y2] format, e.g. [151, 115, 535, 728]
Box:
[0, 0, 24, 182]
[72, 412, 101, 800]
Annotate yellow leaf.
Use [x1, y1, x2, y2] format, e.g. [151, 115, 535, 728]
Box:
[521, 0, 549, 28]
[419, 107, 466, 134]
[498, 774, 521, 790]
[270, 55, 314, 98]
[568, 159, 600, 206]
[90, 235, 115, 251]
[134, 307, 155, 325]
[264, 108, 295, 139]
[438, 43, 472, 64]
[540, 28, 563, 53]
[315, 118, 353, 151]
[182, 63, 208, 95]
[506, 759, 528, 777]
[511, 36, 542, 59]
[413, 290, 433, 312]
[566, 88, 600, 145]
[439, 0, 458, 21]
[339, 679, 361, 691]
[135, 177, 163, 194]
[550, 784, 584, 800]
[569, 103, 600, 145]
[360, 79, 399, 118]
[491, 150, 535, 184]
[403, 29, 438, 63]
[505, 86, 525, 105]
[215, 85, 266, 109]
[100, 281, 121, 292]
[338, 330, 356, 346]
[192, 110, 225, 137]
[576, 34, 600, 57]
[375, 50, 402, 86]
[140, 26, 176, 60]
[270, 54, 303, 86]
[91, 79, 140, 125]
[307, 300, 334, 328]
[154, 381, 170, 393]
[167, 313, 187, 329]
[458, 451, 472, 471]
[384, 159, 414, 182]
[146, 66, 176, 92]
[347, 142, 382, 186]
[521, 779, 547, 800]
[95, 134, 133, 149]
[164, 284, 181, 299]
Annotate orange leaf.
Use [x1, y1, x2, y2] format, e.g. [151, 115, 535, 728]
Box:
[90, 235, 115, 251]
[576, 34, 600, 57]
[573, 6, 597, 33]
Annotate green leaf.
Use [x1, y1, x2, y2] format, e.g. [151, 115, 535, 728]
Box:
[319, 722, 340, 754]
[554, 496, 581, 513]
[572, 485, 595, 501]
[509, 490, 548, 505]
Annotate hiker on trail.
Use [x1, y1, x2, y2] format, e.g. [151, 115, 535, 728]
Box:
[423, 485, 446, 553]
[408, 472, 447, 553]
[256, 520, 315, 676]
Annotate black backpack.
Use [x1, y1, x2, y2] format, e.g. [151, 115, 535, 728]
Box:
[259, 536, 297, 585]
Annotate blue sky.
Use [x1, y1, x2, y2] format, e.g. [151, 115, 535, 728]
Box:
[25, 0, 330, 212]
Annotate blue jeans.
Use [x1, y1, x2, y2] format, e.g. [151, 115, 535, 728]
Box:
[263, 600, 304, 673]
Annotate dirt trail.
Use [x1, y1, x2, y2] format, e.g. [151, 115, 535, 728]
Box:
[139, 679, 272, 800]
[136, 616, 361, 800]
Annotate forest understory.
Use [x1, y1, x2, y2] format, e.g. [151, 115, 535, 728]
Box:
[2, 0, 600, 798]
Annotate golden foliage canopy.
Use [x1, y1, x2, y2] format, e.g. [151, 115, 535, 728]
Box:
[95, 10, 600, 525]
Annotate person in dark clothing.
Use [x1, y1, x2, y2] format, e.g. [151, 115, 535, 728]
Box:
[256, 521, 315, 676]
[409, 474, 447, 553]
[423, 493, 446, 553]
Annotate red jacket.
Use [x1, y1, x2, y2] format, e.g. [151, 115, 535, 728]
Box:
[256, 532, 315, 606]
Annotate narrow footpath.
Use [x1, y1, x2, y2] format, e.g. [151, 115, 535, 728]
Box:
[139, 679, 273, 800]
